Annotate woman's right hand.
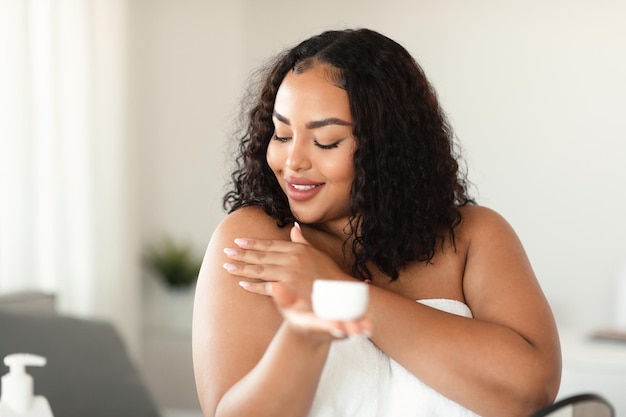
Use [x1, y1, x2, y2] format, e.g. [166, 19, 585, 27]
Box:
[223, 222, 348, 295]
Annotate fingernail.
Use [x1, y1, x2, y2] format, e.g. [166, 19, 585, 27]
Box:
[223, 248, 237, 256]
[234, 238, 248, 247]
[238, 281, 250, 289]
[223, 263, 237, 272]
[294, 221, 302, 231]
[330, 329, 346, 338]
[264, 282, 273, 295]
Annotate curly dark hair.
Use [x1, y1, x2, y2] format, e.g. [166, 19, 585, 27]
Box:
[224, 28, 474, 282]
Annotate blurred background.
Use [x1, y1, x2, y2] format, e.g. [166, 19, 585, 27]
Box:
[1, 0, 625, 416]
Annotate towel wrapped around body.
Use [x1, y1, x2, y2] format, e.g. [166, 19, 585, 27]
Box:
[308, 299, 481, 417]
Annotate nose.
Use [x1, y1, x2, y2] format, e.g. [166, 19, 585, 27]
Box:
[285, 137, 311, 172]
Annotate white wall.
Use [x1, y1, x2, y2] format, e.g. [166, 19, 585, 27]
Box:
[130, 0, 246, 252]
[132, 0, 626, 330]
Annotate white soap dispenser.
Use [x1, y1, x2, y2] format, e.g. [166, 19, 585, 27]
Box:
[0, 353, 54, 417]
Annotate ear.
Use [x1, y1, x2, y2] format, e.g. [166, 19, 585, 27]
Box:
[290, 222, 310, 245]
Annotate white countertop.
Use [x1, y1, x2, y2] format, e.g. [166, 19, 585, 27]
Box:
[557, 326, 626, 416]
[559, 326, 626, 371]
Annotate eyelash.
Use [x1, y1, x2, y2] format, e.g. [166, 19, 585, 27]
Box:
[273, 135, 290, 143]
[272, 134, 341, 150]
[315, 141, 340, 150]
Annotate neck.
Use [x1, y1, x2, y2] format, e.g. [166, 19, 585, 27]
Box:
[309, 217, 353, 241]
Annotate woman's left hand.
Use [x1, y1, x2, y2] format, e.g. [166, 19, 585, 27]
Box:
[222, 223, 348, 295]
[241, 280, 371, 340]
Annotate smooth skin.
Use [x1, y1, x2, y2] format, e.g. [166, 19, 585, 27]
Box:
[192, 65, 561, 417]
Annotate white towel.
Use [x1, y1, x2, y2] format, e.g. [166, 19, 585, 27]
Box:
[308, 299, 481, 417]
[309, 335, 391, 416]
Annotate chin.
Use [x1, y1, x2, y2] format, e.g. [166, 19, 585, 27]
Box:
[289, 210, 324, 225]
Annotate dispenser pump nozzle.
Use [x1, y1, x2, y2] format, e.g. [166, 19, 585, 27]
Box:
[4, 353, 47, 374]
[1, 353, 47, 414]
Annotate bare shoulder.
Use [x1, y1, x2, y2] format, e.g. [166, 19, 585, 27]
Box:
[192, 206, 287, 412]
[460, 204, 560, 374]
[458, 204, 555, 332]
[457, 204, 515, 237]
[454, 205, 530, 263]
[212, 205, 292, 242]
[457, 204, 532, 289]
[445, 205, 522, 265]
[195, 205, 289, 307]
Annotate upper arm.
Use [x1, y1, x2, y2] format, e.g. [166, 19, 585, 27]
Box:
[192, 207, 287, 415]
[462, 206, 560, 375]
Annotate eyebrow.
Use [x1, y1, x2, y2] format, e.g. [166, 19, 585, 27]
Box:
[273, 111, 352, 129]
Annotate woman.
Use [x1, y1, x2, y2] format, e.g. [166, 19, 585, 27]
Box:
[192, 28, 561, 417]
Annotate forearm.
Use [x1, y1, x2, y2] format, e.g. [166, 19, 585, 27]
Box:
[215, 322, 331, 417]
[367, 286, 560, 417]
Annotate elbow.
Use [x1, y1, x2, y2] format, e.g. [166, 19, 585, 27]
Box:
[521, 387, 559, 417]
[525, 374, 562, 417]
[485, 344, 562, 417]
[516, 334, 562, 417]
[498, 385, 558, 417]
[511, 359, 562, 417]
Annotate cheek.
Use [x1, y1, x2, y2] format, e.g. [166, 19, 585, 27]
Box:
[321, 155, 355, 184]
[266, 142, 281, 174]
[338, 150, 357, 181]
[340, 165, 356, 185]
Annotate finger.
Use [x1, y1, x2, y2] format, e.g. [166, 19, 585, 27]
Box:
[233, 237, 296, 252]
[358, 314, 373, 338]
[332, 314, 372, 338]
[271, 283, 347, 339]
[343, 320, 369, 337]
[329, 327, 348, 339]
[224, 247, 278, 264]
[252, 282, 353, 341]
[224, 261, 287, 280]
[238, 280, 273, 296]
[284, 310, 350, 340]
[290, 222, 310, 245]
[225, 244, 307, 269]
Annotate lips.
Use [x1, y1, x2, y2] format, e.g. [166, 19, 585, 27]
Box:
[291, 184, 318, 191]
[285, 177, 325, 201]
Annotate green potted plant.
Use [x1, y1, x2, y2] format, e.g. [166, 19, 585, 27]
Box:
[143, 236, 202, 289]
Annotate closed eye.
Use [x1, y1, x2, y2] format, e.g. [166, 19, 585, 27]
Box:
[314, 140, 341, 150]
[272, 134, 291, 143]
